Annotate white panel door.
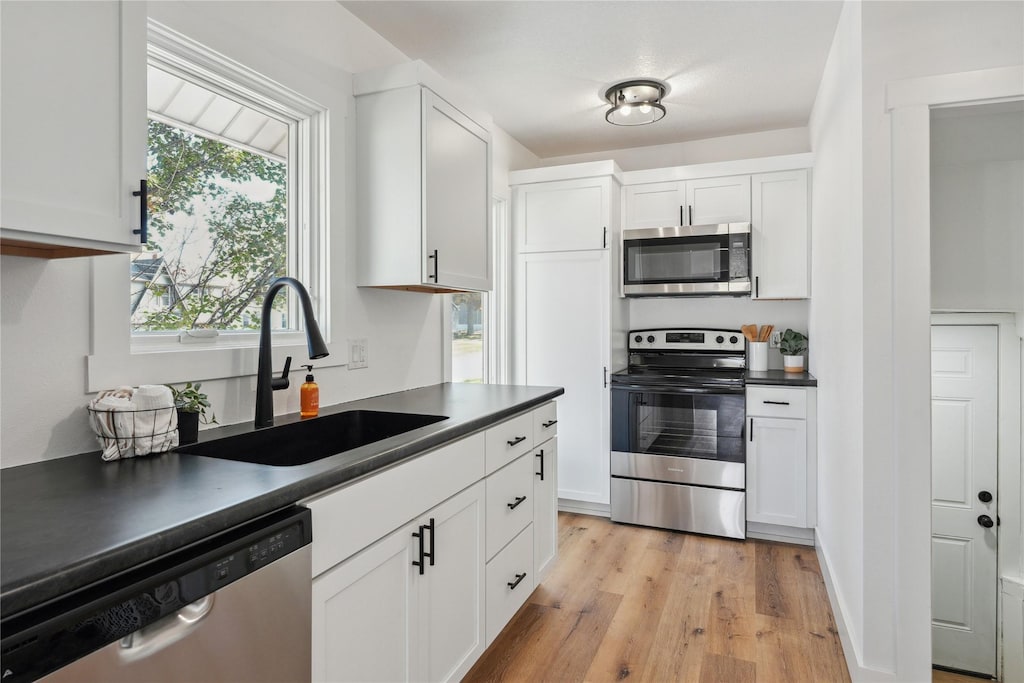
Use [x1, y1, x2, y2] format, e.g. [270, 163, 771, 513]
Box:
[685, 175, 751, 225]
[423, 90, 491, 291]
[515, 179, 610, 252]
[746, 416, 808, 527]
[931, 325, 998, 676]
[751, 170, 810, 299]
[518, 250, 609, 504]
[623, 181, 685, 229]
[418, 482, 485, 683]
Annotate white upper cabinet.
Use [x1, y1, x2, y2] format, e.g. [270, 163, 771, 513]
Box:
[1, 0, 147, 257]
[623, 181, 686, 229]
[356, 70, 492, 292]
[686, 175, 751, 225]
[514, 177, 613, 252]
[623, 175, 750, 230]
[751, 170, 810, 299]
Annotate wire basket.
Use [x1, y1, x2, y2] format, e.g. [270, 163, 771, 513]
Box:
[86, 406, 179, 461]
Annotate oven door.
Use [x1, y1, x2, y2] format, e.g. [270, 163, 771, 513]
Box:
[622, 224, 750, 296]
[610, 383, 745, 489]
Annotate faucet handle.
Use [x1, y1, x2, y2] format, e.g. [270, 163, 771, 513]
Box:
[272, 356, 292, 390]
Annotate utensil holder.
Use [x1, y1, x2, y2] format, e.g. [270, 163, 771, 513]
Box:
[748, 341, 768, 372]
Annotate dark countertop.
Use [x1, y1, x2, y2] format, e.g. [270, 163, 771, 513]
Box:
[0, 383, 562, 618]
[745, 370, 817, 387]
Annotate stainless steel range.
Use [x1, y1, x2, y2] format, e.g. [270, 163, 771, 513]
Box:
[610, 328, 746, 539]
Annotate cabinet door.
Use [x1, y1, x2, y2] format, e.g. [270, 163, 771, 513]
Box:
[623, 181, 685, 229]
[417, 482, 485, 683]
[514, 178, 611, 252]
[686, 175, 751, 225]
[516, 250, 610, 504]
[751, 170, 810, 299]
[747, 416, 808, 527]
[312, 520, 418, 683]
[533, 438, 558, 581]
[1, 0, 146, 249]
[423, 90, 491, 291]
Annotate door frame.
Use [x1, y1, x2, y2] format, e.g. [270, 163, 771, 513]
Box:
[931, 314, 1022, 676]
[888, 64, 1023, 681]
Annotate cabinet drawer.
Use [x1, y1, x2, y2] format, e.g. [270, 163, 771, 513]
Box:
[746, 386, 807, 419]
[486, 453, 534, 560]
[533, 402, 558, 443]
[485, 524, 534, 645]
[485, 412, 534, 473]
[305, 433, 485, 577]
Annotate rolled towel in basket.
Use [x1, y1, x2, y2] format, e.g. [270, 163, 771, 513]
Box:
[131, 385, 178, 455]
[90, 394, 136, 461]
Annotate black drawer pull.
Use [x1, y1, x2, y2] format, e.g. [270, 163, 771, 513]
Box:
[132, 179, 148, 243]
[507, 435, 527, 447]
[536, 449, 545, 480]
[424, 517, 435, 567]
[541, 419, 557, 428]
[763, 400, 791, 406]
[507, 495, 527, 510]
[411, 525, 426, 575]
[508, 572, 527, 590]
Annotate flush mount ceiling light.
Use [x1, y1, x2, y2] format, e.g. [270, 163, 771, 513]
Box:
[604, 79, 669, 126]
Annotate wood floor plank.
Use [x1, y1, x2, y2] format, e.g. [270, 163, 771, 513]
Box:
[469, 513, 851, 683]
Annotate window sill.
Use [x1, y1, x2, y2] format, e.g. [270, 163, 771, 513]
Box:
[87, 340, 347, 393]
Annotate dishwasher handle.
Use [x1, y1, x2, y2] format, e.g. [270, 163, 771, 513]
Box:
[118, 594, 215, 663]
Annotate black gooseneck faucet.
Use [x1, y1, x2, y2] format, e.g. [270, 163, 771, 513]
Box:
[255, 277, 329, 428]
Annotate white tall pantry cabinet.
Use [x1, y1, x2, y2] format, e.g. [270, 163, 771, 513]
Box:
[511, 162, 629, 507]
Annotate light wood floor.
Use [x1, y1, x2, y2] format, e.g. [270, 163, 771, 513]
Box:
[465, 512, 852, 683]
[933, 670, 994, 683]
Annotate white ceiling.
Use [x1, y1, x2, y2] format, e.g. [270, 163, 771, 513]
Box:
[341, 1, 844, 159]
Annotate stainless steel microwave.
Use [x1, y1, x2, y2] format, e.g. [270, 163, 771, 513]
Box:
[621, 222, 751, 296]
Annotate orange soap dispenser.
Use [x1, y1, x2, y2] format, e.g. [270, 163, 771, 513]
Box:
[300, 364, 319, 418]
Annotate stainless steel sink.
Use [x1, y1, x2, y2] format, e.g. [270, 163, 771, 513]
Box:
[176, 410, 449, 466]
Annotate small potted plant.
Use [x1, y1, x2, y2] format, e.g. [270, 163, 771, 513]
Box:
[167, 382, 217, 445]
[779, 329, 808, 373]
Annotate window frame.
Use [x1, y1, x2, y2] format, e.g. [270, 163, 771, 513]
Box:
[87, 19, 334, 392]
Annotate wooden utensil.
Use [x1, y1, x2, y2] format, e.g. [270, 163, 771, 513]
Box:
[741, 324, 757, 342]
[759, 324, 774, 343]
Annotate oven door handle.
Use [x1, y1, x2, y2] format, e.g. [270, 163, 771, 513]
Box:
[610, 383, 745, 396]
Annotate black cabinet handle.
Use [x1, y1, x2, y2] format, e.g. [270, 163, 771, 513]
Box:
[755, 276, 759, 298]
[132, 179, 148, 243]
[507, 435, 527, 447]
[427, 249, 438, 281]
[536, 449, 545, 480]
[603, 226, 607, 249]
[763, 400, 790, 406]
[749, 418, 754, 442]
[411, 524, 426, 575]
[679, 205, 684, 226]
[507, 572, 527, 590]
[507, 495, 527, 510]
[978, 515, 994, 529]
[424, 517, 435, 567]
[542, 419, 558, 428]
[688, 205, 693, 226]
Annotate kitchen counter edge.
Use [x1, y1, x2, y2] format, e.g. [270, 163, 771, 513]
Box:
[744, 370, 817, 387]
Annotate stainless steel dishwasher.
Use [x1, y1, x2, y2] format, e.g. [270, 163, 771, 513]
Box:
[1, 507, 311, 683]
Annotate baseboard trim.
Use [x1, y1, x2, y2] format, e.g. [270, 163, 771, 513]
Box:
[747, 522, 815, 546]
[558, 499, 610, 517]
[815, 532, 897, 683]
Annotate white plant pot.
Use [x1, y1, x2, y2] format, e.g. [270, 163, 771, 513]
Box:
[783, 355, 805, 373]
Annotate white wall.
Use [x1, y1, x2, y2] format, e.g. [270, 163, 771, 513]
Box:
[807, 2, 867, 676]
[0, 2, 487, 467]
[539, 126, 810, 171]
[930, 104, 1024, 312]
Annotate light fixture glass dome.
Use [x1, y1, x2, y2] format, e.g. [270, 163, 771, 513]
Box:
[604, 79, 668, 126]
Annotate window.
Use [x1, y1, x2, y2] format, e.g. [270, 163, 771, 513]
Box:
[451, 292, 487, 383]
[131, 28, 328, 348]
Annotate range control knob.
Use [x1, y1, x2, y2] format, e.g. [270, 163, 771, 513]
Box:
[715, 335, 725, 344]
[634, 335, 643, 343]
[730, 335, 739, 344]
[647, 335, 655, 343]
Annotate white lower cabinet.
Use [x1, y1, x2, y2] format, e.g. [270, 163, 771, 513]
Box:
[745, 386, 816, 530]
[309, 401, 558, 682]
[312, 482, 484, 683]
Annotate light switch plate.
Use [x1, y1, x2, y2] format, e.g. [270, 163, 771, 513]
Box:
[348, 338, 368, 369]
[770, 331, 782, 348]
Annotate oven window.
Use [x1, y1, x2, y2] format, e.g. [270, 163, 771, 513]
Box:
[624, 236, 730, 284]
[628, 391, 745, 462]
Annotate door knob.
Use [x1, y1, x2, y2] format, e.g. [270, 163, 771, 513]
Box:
[978, 515, 995, 529]
[978, 490, 993, 503]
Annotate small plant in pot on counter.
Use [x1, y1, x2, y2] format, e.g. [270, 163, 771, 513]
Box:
[167, 382, 217, 445]
[779, 329, 808, 373]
